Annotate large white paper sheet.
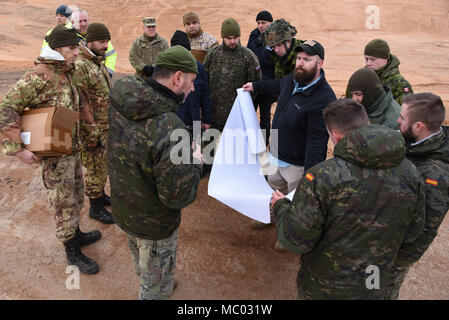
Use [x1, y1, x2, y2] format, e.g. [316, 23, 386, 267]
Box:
[207, 89, 274, 223]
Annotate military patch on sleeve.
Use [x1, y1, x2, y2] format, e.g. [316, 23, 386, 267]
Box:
[404, 87, 410, 92]
[305, 173, 314, 182]
[256, 66, 261, 71]
[426, 178, 438, 187]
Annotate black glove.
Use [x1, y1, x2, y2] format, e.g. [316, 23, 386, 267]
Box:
[143, 65, 154, 77]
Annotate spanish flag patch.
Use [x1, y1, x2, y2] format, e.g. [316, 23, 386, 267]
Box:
[305, 173, 314, 182]
[426, 179, 438, 187]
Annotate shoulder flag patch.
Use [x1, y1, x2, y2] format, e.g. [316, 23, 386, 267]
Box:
[305, 173, 314, 182]
[426, 179, 438, 187]
[404, 87, 410, 92]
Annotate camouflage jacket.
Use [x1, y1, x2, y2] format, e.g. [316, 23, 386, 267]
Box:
[108, 76, 202, 240]
[393, 126, 449, 268]
[73, 43, 111, 150]
[365, 87, 401, 129]
[128, 33, 169, 79]
[203, 43, 262, 126]
[273, 124, 425, 299]
[188, 30, 219, 63]
[345, 55, 413, 104]
[0, 49, 79, 156]
[270, 38, 303, 79]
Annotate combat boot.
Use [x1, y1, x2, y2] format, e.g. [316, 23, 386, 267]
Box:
[64, 237, 99, 274]
[75, 226, 102, 247]
[103, 189, 111, 206]
[89, 197, 115, 224]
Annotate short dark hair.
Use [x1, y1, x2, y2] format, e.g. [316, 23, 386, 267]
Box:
[401, 93, 445, 131]
[152, 66, 176, 80]
[323, 99, 370, 136]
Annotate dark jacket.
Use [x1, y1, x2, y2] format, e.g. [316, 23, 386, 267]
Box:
[247, 28, 275, 81]
[274, 124, 425, 299]
[253, 70, 336, 170]
[108, 76, 201, 240]
[176, 61, 212, 127]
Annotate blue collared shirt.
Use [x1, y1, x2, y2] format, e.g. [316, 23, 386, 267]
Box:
[292, 74, 322, 96]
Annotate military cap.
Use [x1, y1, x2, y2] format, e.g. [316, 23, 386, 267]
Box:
[85, 23, 111, 42]
[256, 10, 273, 22]
[364, 39, 390, 59]
[155, 45, 198, 74]
[263, 18, 297, 47]
[295, 39, 325, 59]
[46, 25, 79, 49]
[143, 17, 157, 27]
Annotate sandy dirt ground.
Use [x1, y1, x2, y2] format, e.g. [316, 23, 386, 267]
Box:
[0, 0, 448, 300]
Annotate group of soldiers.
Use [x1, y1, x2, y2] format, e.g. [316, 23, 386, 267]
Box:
[0, 5, 448, 301]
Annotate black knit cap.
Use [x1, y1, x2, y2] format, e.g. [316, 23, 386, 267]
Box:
[46, 25, 79, 49]
[256, 10, 273, 22]
[85, 23, 111, 42]
[347, 68, 383, 108]
[56, 5, 71, 18]
[170, 30, 191, 51]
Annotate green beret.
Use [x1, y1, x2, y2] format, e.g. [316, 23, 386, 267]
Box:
[364, 39, 390, 59]
[221, 18, 241, 38]
[155, 46, 198, 74]
[86, 23, 111, 42]
[46, 25, 78, 49]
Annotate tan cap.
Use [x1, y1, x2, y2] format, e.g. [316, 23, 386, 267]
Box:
[143, 17, 156, 27]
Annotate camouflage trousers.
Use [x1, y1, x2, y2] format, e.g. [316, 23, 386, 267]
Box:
[126, 230, 178, 300]
[41, 153, 84, 242]
[80, 145, 107, 199]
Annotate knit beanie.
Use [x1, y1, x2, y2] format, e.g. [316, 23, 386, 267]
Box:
[56, 5, 71, 18]
[155, 45, 198, 74]
[347, 68, 383, 108]
[46, 25, 79, 49]
[170, 30, 191, 51]
[85, 23, 111, 42]
[183, 11, 200, 25]
[221, 18, 241, 38]
[364, 39, 390, 59]
[256, 10, 273, 22]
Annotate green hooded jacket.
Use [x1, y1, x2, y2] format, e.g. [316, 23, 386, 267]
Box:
[107, 76, 201, 240]
[273, 124, 425, 299]
[393, 126, 449, 267]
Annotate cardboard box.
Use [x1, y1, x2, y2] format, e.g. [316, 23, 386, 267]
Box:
[20, 106, 79, 156]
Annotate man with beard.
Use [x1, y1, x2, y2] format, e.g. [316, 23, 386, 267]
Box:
[203, 18, 261, 132]
[183, 11, 219, 63]
[243, 40, 336, 246]
[71, 8, 118, 78]
[72, 23, 114, 224]
[385, 93, 449, 299]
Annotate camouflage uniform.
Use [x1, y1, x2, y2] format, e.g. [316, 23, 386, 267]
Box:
[203, 43, 262, 130]
[346, 55, 413, 104]
[385, 126, 449, 299]
[128, 33, 169, 79]
[0, 56, 82, 243]
[273, 125, 425, 299]
[72, 43, 111, 199]
[108, 76, 201, 299]
[188, 30, 219, 63]
[271, 38, 303, 79]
